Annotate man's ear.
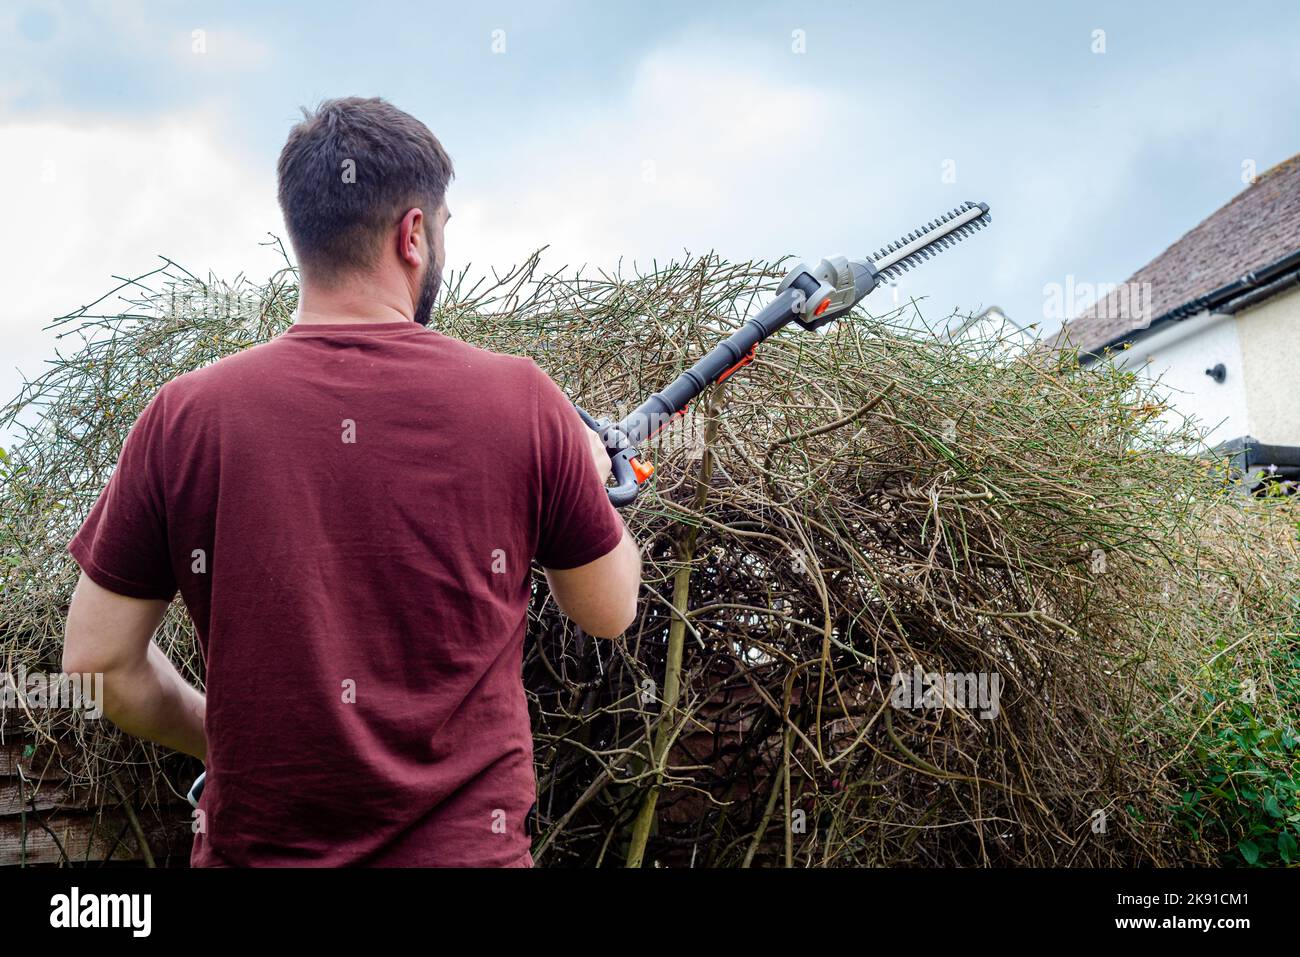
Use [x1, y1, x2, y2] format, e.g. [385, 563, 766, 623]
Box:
[396, 207, 426, 268]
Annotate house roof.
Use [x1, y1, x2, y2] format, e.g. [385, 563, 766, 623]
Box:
[1054, 153, 1300, 354]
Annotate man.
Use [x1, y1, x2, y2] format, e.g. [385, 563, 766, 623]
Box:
[61, 97, 642, 867]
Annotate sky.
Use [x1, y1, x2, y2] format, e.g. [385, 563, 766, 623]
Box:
[2, 0, 1299, 436]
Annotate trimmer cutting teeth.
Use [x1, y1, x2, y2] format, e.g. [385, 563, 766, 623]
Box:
[576, 200, 993, 508]
[870, 201, 991, 282]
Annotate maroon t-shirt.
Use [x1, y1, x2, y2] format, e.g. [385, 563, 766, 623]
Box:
[68, 321, 625, 867]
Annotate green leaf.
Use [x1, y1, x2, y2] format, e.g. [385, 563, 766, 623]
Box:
[1279, 831, 1297, 864]
[1238, 839, 1261, 866]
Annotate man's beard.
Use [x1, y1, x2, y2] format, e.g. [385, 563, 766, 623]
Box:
[413, 259, 441, 328]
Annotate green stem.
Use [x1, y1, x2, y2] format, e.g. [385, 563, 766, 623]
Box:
[624, 385, 727, 867]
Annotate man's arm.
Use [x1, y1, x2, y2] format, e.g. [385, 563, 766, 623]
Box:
[544, 524, 641, 638]
[63, 572, 207, 760]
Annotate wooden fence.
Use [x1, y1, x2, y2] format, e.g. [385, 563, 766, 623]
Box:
[0, 736, 194, 866]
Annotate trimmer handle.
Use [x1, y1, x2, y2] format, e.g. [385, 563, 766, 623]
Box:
[574, 404, 653, 508]
[606, 447, 643, 508]
[187, 770, 206, 809]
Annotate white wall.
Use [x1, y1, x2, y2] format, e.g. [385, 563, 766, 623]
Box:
[1101, 310, 1249, 449]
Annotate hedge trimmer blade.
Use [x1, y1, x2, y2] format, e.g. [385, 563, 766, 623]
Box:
[870, 201, 991, 283]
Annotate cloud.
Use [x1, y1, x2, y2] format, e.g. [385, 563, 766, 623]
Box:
[446, 38, 1003, 326]
[0, 113, 284, 442]
[450, 41, 857, 272]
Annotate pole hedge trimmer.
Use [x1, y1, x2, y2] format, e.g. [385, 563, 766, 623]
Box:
[185, 199, 991, 811]
[575, 200, 992, 508]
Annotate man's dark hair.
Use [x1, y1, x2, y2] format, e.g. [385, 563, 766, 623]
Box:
[277, 97, 454, 278]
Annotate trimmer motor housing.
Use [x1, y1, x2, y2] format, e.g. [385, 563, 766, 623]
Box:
[778, 255, 880, 331]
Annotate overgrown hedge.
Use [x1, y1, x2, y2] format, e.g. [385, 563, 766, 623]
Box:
[2, 249, 1296, 866]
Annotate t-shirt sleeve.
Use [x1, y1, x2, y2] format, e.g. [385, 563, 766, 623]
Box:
[67, 386, 178, 601]
[531, 362, 626, 570]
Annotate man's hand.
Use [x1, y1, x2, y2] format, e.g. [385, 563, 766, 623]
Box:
[544, 417, 640, 639]
[585, 425, 613, 484]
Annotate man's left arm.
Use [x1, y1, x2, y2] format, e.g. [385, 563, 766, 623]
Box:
[63, 384, 207, 760]
[63, 572, 206, 759]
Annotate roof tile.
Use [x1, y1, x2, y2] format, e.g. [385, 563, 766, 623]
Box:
[1054, 153, 1300, 353]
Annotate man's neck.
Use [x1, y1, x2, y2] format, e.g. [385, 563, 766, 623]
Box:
[295, 277, 415, 326]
